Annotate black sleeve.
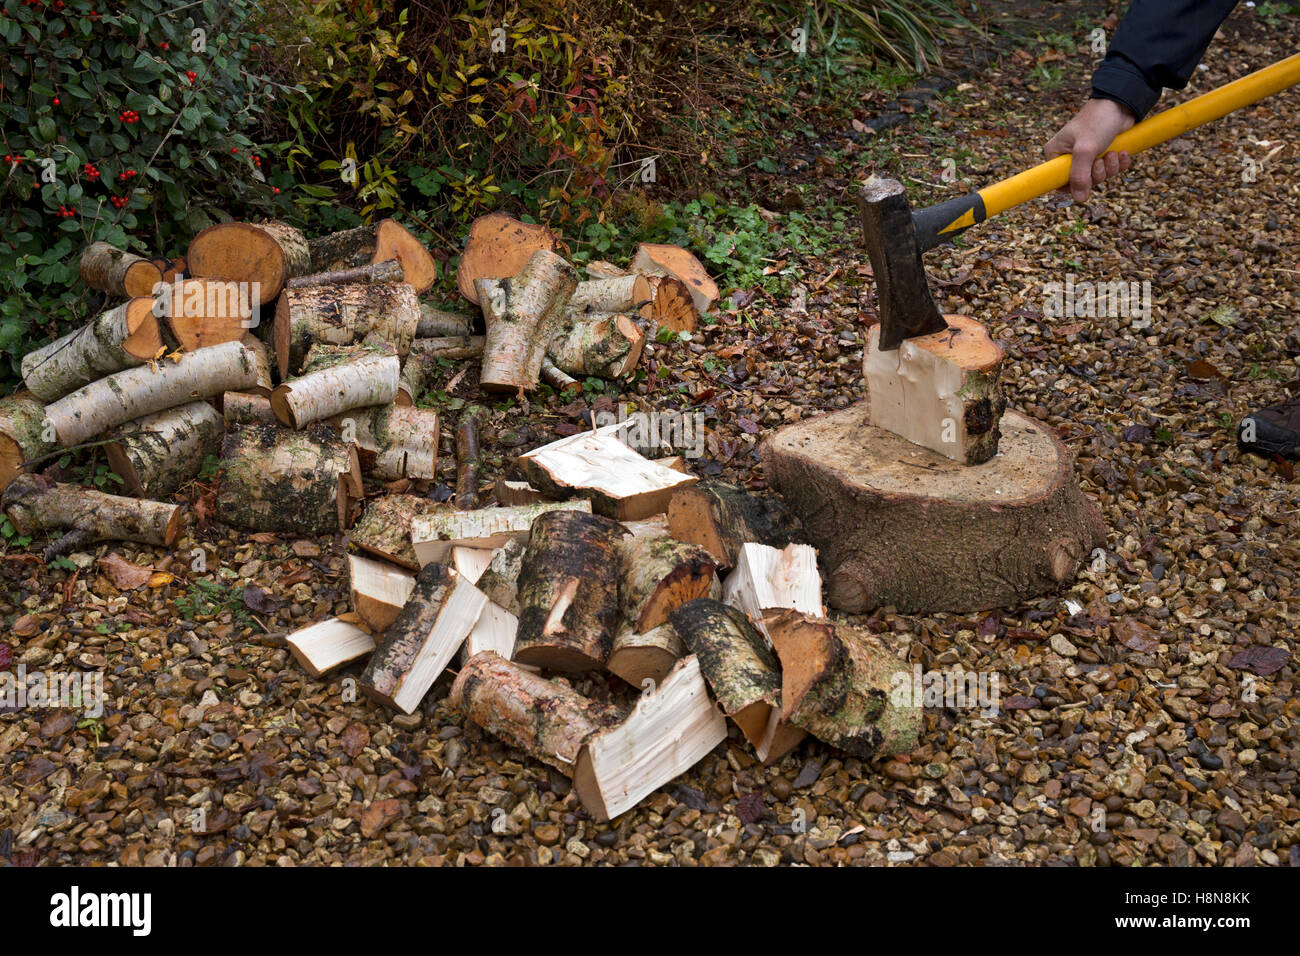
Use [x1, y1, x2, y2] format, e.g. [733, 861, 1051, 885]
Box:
[1090, 0, 1240, 119]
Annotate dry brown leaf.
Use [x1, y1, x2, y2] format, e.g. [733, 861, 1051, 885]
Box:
[98, 553, 153, 590]
[12, 614, 41, 638]
[291, 540, 321, 558]
[249, 532, 278, 545]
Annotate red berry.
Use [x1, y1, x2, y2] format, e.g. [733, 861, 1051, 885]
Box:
[231, 147, 238, 154]
[273, 187, 280, 194]
[53, 98, 60, 105]
[161, 42, 169, 50]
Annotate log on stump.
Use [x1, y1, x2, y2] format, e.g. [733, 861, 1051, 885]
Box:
[607, 622, 685, 689]
[619, 536, 717, 633]
[455, 406, 483, 507]
[21, 298, 163, 402]
[79, 242, 163, 298]
[722, 542, 823, 638]
[410, 499, 591, 567]
[573, 654, 727, 821]
[457, 212, 564, 306]
[287, 618, 376, 678]
[473, 537, 524, 614]
[307, 219, 437, 294]
[762, 609, 919, 758]
[3, 473, 181, 548]
[512, 509, 625, 672]
[273, 281, 420, 378]
[215, 421, 361, 535]
[477, 249, 579, 392]
[350, 494, 443, 570]
[334, 403, 439, 481]
[417, 303, 475, 338]
[359, 563, 488, 713]
[158, 277, 258, 351]
[863, 313, 1005, 465]
[548, 312, 646, 380]
[760, 402, 1106, 613]
[222, 391, 276, 427]
[666, 480, 801, 570]
[630, 242, 718, 314]
[287, 257, 404, 290]
[186, 220, 311, 304]
[44, 339, 260, 446]
[644, 275, 698, 332]
[105, 400, 224, 497]
[567, 275, 652, 318]
[271, 343, 400, 429]
[348, 553, 416, 632]
[0, 394, 57, 493]
[396, 336, 485, 405]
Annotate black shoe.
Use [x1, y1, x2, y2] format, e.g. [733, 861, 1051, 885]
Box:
[1239, 393, 1300, 459]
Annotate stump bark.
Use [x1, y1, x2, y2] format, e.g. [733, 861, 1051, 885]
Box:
[79, 242, 163, 298]
[273, 281, 420, 377]
[307, 219, 436, 294]
[105, 400, 225, 497]
[21, 298, 163, 402]
[186, 220, 311, 304]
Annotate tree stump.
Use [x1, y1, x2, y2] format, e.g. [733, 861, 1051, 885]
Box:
[759, 402, 1105, 614]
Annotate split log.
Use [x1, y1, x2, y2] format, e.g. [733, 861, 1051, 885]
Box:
[410, 499, 591, 567]
[607, 622, 685, 689]
[668, 599, 780, 750]
[79, 242, 163, 298]
[863, 313, 1005, 464]
[287, 258, 404, 290]
[472, 538, 525, 614]
[722, 542, 823, 638]
[334, 403, 439, 481]
[271, 343, 400, 429]
[477, 250, 579, 392]
[222, 392, 276, 427]
[573, 654, 727, 820]
[451, 547, 520, 663]
[158, 277, 257, 350]
[396, 336, 485, 405]
[540, 358, 581, 393]
[3, 473, 181, 547]
[348, 553, 416, 632]
[359, 563, 488, 713]
[273, 281, 420, 378]
[619, 536, 716, 633]
[457, 212, 564, 306]
[567, 275, 652, 318]
[287, 618, 376, 678]
[630, 242, 718, 314]
[644, 275, 698, 332]
[0, 394, 56, 493]
[760, 402, 1106, 613]
[513, 509, 625, 671]
[350, 494, 443, 570]
[520, 424, 696, 520]
[449, 652, 625, 774]
[44, 339, 260, 446]
[239, 334, 274, 396]
[21, 298, 163, 402]
[493, 478, 543, 506]
[621, 513, 669, 539]
[307, 219, 437, 294]
[186, 220, 311, 304]
[762, 609, 919, 758]
[417, 304, 475, 338]
[215, 421, 361, 535]
[584, 260, 628, 280]
[547, 312, 645, 380]
[666, 480, 801, 570]
[657, 455, 688, 473]
[105, 400, 224, 497]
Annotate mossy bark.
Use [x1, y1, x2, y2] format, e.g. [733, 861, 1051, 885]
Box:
[666, 480, 802, 570]
[105, 400, 224, 497]
[3, 473, 181, 547]
[619, 535, 716, 633]
[475, 538, 524, 614]
[349, 493, 443, 570]
[0, 394, 56, 493]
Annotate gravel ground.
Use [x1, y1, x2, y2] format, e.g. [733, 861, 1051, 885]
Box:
[1, 2, 1297, 867]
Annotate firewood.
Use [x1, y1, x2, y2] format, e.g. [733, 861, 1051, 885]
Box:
[239, 334, 274, 396]
[287, 258, 404, 290]
[0, 394, 57, 493]
[3, 473, 181, 548]
[455, 406, 483, 507]
[493, 478, 543, 506]
[44, 340, 260, 446]
[350, 494, 443, 570]
[159, 277, 256, 351]
[519, 424, 696, 520]
[348, 553, 416, 632]
[273, 281, 420, 378]
[333, 403, 439, 481]
[477, 249, 579, 392]
[21, 298, 163, 402]
[457, 212, 564, 306]
[271, 343, 400, 429]
[396, 336, 486, 405]
[186, 220, 311, 304]
[287, 618, 376, 678]
[619, 535, 717, 633]
[762, 609, 920, 758]
[630, 242, 718, 314]
[567, 275, 652, 318]
[105, 400, 224, 497]
[215, 421, 361, 535]
[472, 537, 525, 614]
[644, 275, 698, 332]
[547, 312, 646, 380]
[584, 260, 627, 280]
[449, 652, 625, 774]
[657, 455, 688, 473]
[666, 480, 801, 570]
[451, 547, 519, 662]
[222, 392, 276, 427]
[161, 257, 186, 284]
[307, 219, 437, 294]
[512, 509, 625, 671]
[722, 542, 823, 638]
[607, 622, 685, 689]
[539, 358, 581, 393]
[417, 303, 475, 338]
[359, 563, 488, 713]
[621, 513, 669, 539]
[668, 598, 780, 750]
[79, 242, 163, 298]
[573, 654, 727, 820]
[754, 708, 808, 766]
[409, 499, 591, 566]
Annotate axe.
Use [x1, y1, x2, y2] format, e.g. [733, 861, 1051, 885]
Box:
[859, 52, 1300, 350]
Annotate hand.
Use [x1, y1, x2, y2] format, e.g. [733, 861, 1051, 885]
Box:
[1043, 97, 1136, 202]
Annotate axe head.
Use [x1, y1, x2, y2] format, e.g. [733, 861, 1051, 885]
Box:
[856, 177, 948, 350]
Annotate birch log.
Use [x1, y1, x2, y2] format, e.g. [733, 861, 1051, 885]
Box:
[417, 303, 475, 338]
[547, 312, 646, 380]
[307, 219, 437, 294]
[333, 403, 439, 481]
[287, 258, 404, 290]
[21, 298, 163, 402]
[186, 220, 311, 304]
[477, 249, 578, 392]
[567, 275, 652, 318]
[105, 400, 225, 497]
[3, 473, 182, 547]
[222, 392, 276, 427]
[350, 494, 443, 570]
[618, 535, 717, 633]
[273, 281, 420, 378]
[0, 394, 56, 493]
[79, 242, 162, 298]
[271, 343, 400, 429]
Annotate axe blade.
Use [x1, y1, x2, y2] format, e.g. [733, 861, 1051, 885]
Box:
[857, 177, 947, 350]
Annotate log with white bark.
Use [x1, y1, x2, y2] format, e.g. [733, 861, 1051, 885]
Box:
[476, 249, 579, 393]
[307, 219, 436, 294]
[348, 553, 416, 632]
[449, 652, 625, 774]
[666, 480, 801, 570]
[2, 473, 182, 548]
[0, 394, 56, 493]
[239, 333, 274, 396]
[573, 654, 727, 820]
[21, 298, 163, 402]
[333, 403, 439, 481]
[512, 509, 625, 672]
[471, 537, 525, 615]
[722, 542, 823, 639]
[287, 618, 377, 678]
[44, 340, 260, 446]
[539, 358, 581, 393]
[186, 220, 311, 304]
[457, 212, 564, 306]
[547, 312, 645, 380]
[158, 277, 257, 350]
[584, 260, 627, 280]
[567, 275, 651, 318]
[287, 258, 404, 290]
[607, 621, 686, 689]
[630, 242, 718, 314]
[417, 303, 475, 338]
[222, 391, 276, 427]
[619, 535, 717, 633]
[104, 400, 224, 497]
[273, 281, 420, 378]
[215, 421, 362, 535]
[350, 494, 443, 570]
[359, 563, 488, 713]
[79, 242, 163, 298]
[271, 343, 400, 429]
[409, 498, 591, 567]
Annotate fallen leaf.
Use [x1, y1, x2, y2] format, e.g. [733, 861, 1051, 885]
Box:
[340, 722, 370, 758]
[291, 540, 321, 558]
[1113, 618, 1159, 653]
[147, 571, 175, 588]
[12, 614, 41, 638]
[280, 565, 312, 587]
[97, 553, 153, 590]
[248, 532, 278, 545]
[1227, 646, 1288, 676]
[1186, 359, 1223, 380]
[242, 584, 280, 614]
